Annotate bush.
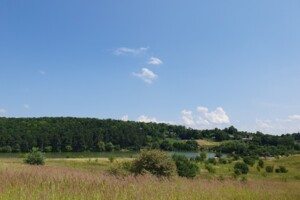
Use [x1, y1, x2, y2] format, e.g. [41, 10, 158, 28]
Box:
[243, 156, 255, 166]
[44, 146, 53, 152]
[131, 150, 176, 177]
[205, 164, 216, 174]
[172, 155, 199, 178]
[199, 152, 207, 161]
[23, 148, 45, 165]
[206, 158, 217, 165]
[234, 162, 249, 175]
[275, 166, 288, 173]
[265, 166, 274, 173]
[0, 145, 12, 153]
[219, 158, 227, 164]
[258, 159, 264, 168]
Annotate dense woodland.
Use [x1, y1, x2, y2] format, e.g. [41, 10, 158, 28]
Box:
[0, 117, 299, 155]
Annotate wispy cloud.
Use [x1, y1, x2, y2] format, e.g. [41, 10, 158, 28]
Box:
[132, 68, 158, 84]
[121, 115, 129, 121]
[39, 70, 46, 75]
[114, 47, 148, 56]
[254, 115, 300, 134]
[0, 108, 7, 116]
[24, 104, 30, 109]
[147, 57, 163, 65]
[181, 106, 230, 129]
[137, 115, 158, 123]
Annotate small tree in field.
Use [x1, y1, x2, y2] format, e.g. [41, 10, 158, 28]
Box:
[131, 150, 176, 177]
[24, 148, 45, 165]
[234, 162, 249, 175]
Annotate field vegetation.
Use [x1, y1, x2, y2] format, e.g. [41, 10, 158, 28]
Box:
[0, 153, 299, 199]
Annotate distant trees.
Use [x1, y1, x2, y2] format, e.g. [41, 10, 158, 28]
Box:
[0, 117, 298, 154]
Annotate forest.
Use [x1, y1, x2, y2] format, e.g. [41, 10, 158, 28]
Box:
[0, 117, 299, 155]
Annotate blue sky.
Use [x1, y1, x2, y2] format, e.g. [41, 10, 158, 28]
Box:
[1, 0, 300, 135]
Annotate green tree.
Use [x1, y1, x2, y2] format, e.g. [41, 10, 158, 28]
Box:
[131, 150, 176, 177]
[172, 155, 199, 178]
[234, 162, 249, 175]
[23, 147, 45, 165]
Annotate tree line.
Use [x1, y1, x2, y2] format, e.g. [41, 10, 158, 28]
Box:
[0, 117, 299, 153]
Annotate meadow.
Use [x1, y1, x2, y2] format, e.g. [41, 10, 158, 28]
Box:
[0, 154, 300, 200]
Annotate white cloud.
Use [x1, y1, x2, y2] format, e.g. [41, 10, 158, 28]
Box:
[0, 108, 7, 116]
[147, 57, 163, 65]
[181, 106, 230, 129]
[121, 115, 129, 121]
[137, 115, 158, 123]
[132, 68, 158, 84]
[181, 110, 194, 126]
[24, 104, 30, 109]
[114, 47, 148, 56]
[288, 115, 300, 121]
[197, 107, 230, 124]
[256, 119, 273, 129]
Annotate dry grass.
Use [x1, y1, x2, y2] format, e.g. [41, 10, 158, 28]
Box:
[196, 140, 221, 147]
[0, 158, 299, 200]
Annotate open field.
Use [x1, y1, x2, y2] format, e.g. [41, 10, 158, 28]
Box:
[0, 155, 299, 200]
[195, 140, 222, 148]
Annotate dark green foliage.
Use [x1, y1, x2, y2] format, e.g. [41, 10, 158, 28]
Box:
[219, 158, 227, 164]
[105, 142, 114, 152]
[23, 148, 45, 165]
[206, 158, 217, 165]
[0, 145, 12, 153]
[131, 150, 176, 177]
[234, 162, 249, 175]
[160, 140, 173, 151]
[215, 151, 222, 158]
[44, 146, 52, 152]
[172, 155, 199, 178]
[0, 117, 298, 154]
[275, 166, 288, 173]
[205, 164, 216, 174]
[243, 156, 255, 166]
[258, 159, 264, 168]
[199, 152, 207, 162]
[265, 166, 274, 173]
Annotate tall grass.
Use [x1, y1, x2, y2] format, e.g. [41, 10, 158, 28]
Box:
[0, 159, 299, 200]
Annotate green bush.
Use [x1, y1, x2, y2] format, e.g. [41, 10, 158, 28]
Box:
[206, 158, 217, 165]
[219, 158, 227, 164]
[205, 164, 216, 174]
[131, 150, 176, 177]
[243, 156, 255, 166]
[199, 152, 207, 161]
[258, 159, 264, 168]
[275, 166, 288, 173]
[234, 162, 249, 175]
[265, 166, 274, 173]
[23, 148, 45, 165]
[172, 155, 199, 178]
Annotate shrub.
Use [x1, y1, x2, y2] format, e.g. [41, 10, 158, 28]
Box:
[243, 156, 255, 166]
[44, 146, 53, 152]
[131, 150, 176, 177]
[0, 145, 12, 153]
[108, 157, 116, 163]
[206, 158, 217, 165]
[108, 162, 131, 176]
[234, 162, 249, 175]
[105, 142, 114, 152]
[199, 152, 207, 161]
[258, 159, 264, 168]
[172, 155, 199, 178]
[275, 166, 288, 173]
[219, 158, 227, 164]
[265, 166, 274, 173]
[205, 164, 216, 174]
[23, 148, 45, 165]
[65, 145, 73, 152]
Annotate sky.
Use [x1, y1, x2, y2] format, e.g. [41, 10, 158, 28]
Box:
[1, 0, 300, 135]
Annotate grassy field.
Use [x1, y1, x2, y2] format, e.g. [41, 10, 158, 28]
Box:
[0, 155, 299, 199]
